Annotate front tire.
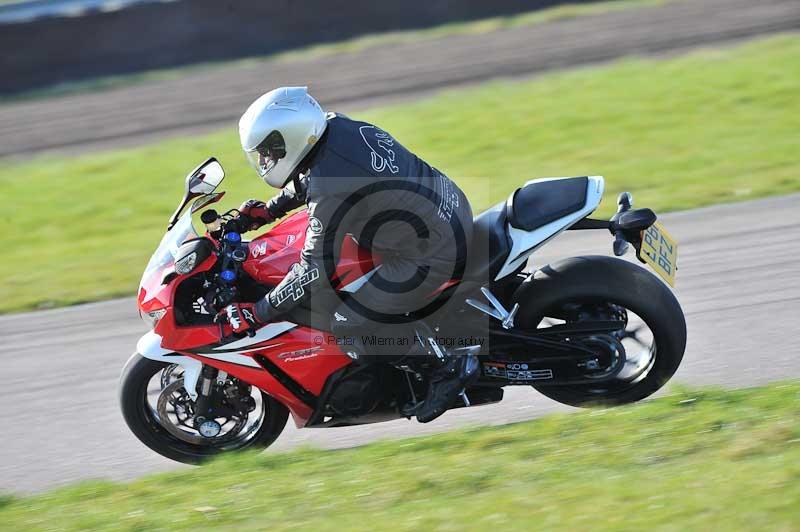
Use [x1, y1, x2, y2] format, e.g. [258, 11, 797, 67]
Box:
[513, 256, 687, 407]
[120, 354, 289, 464]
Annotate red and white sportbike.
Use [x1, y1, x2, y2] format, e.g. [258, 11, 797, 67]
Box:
[121, 158, 686, 463]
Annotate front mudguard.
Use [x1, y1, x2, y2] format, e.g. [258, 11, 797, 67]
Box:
[124, 331, 203, 400]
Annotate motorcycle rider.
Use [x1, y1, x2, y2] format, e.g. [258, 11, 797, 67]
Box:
[224, 87, 479, 423]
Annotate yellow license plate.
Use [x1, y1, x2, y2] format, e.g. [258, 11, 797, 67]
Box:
[639, 222, 678, 286]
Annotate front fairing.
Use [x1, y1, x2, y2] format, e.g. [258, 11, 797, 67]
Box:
[138, 211, 199, 312]
[138, 210, 222, 350]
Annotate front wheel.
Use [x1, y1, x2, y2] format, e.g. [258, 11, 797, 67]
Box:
[513, 256, 687, 407]
[120, 354, 289, 464]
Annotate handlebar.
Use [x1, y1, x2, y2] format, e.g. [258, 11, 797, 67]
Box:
[224, 214, 255, 235]
[197, 208, 252, 316]
[200, 208, 255, 235]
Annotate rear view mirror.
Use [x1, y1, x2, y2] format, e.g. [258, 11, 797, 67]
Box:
[168, 157, 226, 230]
[187, 158, 224, 195]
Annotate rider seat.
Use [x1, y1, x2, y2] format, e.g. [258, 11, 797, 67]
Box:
[506, 176, 589, 231]
[464, 176, 590, 282]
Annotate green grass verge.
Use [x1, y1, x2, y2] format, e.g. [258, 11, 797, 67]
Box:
[2, 34, 799, 313]
[3, 0, 669, 102]
[2, 382, 799, 530]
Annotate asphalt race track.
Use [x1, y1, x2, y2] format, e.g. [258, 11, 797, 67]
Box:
[0, 0, 798, 158]
[2, 194, 798, 493]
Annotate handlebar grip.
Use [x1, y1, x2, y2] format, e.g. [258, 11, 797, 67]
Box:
[201, 209, 219, 224]
[223, 216, 250, 234]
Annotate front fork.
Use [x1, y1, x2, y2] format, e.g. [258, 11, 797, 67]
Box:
[193, 365, 220, 421]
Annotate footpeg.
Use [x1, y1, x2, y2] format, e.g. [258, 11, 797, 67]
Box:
[466, 287, 519, 329]
[427, 337, 447, 361]
[459, 390, 471, 407]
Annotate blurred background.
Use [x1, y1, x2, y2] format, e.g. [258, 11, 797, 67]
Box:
[0, 0, 798, 528]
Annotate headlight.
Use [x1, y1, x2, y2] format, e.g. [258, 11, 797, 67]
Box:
[142, 308, 167, 328]
[175, 251, 197, 275]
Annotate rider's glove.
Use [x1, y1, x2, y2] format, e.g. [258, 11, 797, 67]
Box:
[222, 303, 260, 335]
[238, 199, 275, 231]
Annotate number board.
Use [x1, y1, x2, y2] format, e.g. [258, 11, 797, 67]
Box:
[639, 222, 678, 286]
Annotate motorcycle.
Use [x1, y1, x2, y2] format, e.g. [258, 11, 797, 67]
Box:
[120, 157, 686, 463]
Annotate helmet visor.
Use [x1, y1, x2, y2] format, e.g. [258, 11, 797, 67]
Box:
[246, 130, 287, 178]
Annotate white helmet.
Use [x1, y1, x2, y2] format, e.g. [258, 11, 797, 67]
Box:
[238, 86, 327, 188]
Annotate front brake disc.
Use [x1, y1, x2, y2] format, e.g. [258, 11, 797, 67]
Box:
[156, 379, 245, 446]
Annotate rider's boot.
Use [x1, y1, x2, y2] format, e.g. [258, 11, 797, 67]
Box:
[415, 347, 480, 423]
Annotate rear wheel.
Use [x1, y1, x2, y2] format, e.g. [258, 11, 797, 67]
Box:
[513, 256, 686, 407]
[120, 354, 289, 464]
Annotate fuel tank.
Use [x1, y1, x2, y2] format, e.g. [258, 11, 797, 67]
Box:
[242, 209, 380, 288]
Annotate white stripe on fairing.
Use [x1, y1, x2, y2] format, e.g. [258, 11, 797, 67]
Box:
[213, 321, 297, 351]
[340, 266, 381, 293]
[195, 352, 262, 368]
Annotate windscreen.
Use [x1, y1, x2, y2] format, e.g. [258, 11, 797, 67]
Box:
[140, 211, 198, 289]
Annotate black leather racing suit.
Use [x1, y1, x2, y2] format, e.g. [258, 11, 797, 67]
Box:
[253, 113, 473, 361]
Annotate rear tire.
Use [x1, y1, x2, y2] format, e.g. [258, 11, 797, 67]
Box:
[513, 256, 686, 407]
[120, 354, 289, 464]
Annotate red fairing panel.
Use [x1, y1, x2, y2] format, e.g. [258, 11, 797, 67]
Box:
[186, 326, 351, 427]
[139, 253, 222, 352]
[187, 355, 316, 426]
[263, 326, 351, 395]
[139, 254, 217, 315]
[243, 209, 381, 288]
[161, 325, 221, 352]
